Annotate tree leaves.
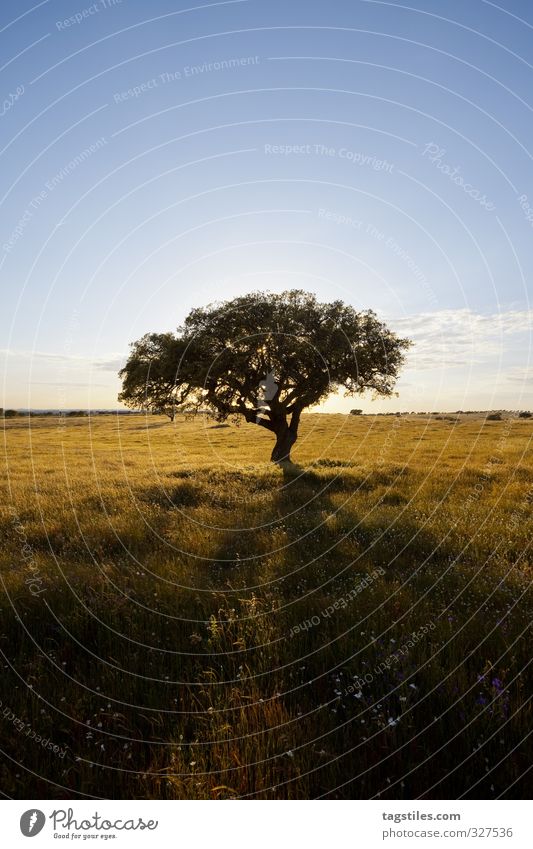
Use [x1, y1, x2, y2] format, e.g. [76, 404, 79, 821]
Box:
[118, 291, 411, 451]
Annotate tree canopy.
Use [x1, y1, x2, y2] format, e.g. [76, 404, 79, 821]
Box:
[119, 290, 411, 462]
[118, 332, 190, 421]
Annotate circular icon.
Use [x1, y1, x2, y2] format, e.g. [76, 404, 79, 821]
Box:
[20, 810, 46, 837]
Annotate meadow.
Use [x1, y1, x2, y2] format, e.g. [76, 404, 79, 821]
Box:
[0, 412, 531, 799]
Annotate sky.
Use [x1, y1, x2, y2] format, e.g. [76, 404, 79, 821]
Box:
[1, 0, 532, 413]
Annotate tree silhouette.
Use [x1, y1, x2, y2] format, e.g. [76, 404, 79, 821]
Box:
[119, 291, 411, 462]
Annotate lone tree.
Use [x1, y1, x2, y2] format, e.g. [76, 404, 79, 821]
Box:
[119, 291, 411, 463]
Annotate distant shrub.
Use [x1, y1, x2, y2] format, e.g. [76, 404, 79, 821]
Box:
[4, 409, 19, 418]
[349, 409, 363, 415]
[486, 412, 503, 421]
[519, 411, 532, 418]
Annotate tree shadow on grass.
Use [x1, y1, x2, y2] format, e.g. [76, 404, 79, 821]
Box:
[203, 459, 445, 602]
[168, 460, 462, 798]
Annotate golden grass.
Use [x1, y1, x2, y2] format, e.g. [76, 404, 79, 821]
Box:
[0, 412, 531, 798]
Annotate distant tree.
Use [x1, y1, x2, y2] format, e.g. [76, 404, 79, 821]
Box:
[486, 412, 503, 421]
[350, 408, 363, 415]
[118, 291, 411, 463]
[519, 411, 532, 418]
[4, 409, 18, 418]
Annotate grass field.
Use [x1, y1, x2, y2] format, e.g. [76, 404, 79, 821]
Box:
[0, 412, 531, 799]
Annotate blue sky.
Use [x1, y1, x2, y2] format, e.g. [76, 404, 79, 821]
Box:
[1, 0, 532, 412]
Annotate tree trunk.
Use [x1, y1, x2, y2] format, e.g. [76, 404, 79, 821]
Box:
[270, 424, 297, 464]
